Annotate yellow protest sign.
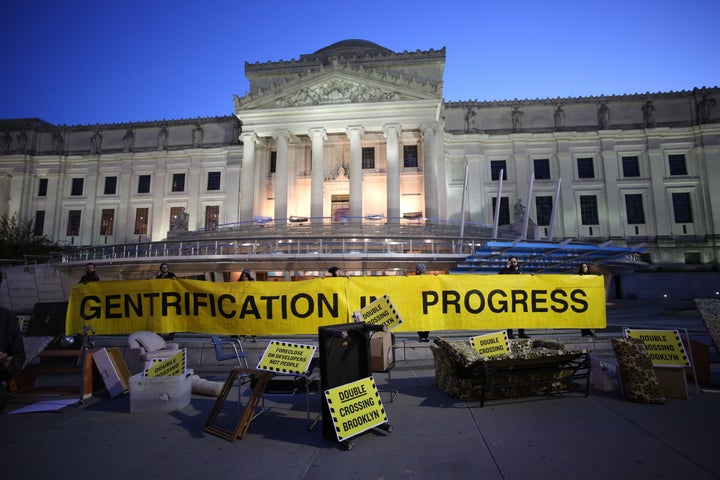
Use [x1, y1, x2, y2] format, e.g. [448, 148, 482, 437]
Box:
[324, 376, 387, 442]
[353, 294, 403, 331]
[470, 331, 510, 358]
[624, 329, 690, 367]
[144, 348, 187, 377]
[256, 341, 315, 375]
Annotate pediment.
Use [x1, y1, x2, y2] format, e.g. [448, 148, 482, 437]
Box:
[236, 68, 440, 111]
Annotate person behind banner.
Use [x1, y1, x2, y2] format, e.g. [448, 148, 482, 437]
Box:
[237, 269, 256, 342]
[327, 266, 346, 277]
[1, 304, 26, 414]
[577, 263, 597, 337]
[78, 263, 100, 284]
[415, 264, 431, 342]
[155, 263, 177, 279]
[499, 256, 529, 339]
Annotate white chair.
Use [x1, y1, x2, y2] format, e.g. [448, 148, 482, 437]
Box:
[125, 331, 182, 375]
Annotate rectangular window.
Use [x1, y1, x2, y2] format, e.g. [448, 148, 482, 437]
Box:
[362, 147, 375, 169]
[205, 205, 219, 230]
[577, 157, 595, 179]
[669, 154, 688, 175]
[71, 178, 84, 196]
[134, 208, 148, 235]
[38, 178, 48, 197]
[672, 192, 693, 223]
[67, 210, 81, 236]
[403, 145, 418, 168]
[33, 211, 45, 236]
[269, 151, 277, 174]
[104, 176, 117, 195]
[138, 174, 151, 194]
[625, 194, 645, 224]
[100, 209, 114, 235]
[170, 206, 184, 229]
[535, 196, 553, 226]
[491, 197, 510, 225]
[622, 156, 640, 177]
[533, 159, 551, 180]
[207, 171, 221, 191]
[171, 173, 185, 192]
[491, 160, 507, 181]
[579, 195, 599, 225]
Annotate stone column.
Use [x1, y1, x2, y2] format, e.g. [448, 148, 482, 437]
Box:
[421, 124, 438, 220]
[309, 128, 327, 222]
[273, 130, 290, 221]
[346, 126, 364, 222]
[384, 124, 401, 223]
[239, 132, 258, 223]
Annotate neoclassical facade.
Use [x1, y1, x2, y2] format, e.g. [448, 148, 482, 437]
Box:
[0, 39, 718, 268]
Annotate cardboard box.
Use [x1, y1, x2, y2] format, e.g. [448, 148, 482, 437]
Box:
[129, 370, 193, 413]
[654, 366, 688, 399]
[370, 331, 394, 372]
[92, 347, 131, 398]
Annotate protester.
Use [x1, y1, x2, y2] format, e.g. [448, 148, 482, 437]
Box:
[1, 302, 26, 413]
[155, 263, 177, 279]
[499, 256, 529, 339]
[415, 264, 431, 342]
[327, 266, 345, 277]
[78, 263, 99, 284]
[577, 263, 596, 337]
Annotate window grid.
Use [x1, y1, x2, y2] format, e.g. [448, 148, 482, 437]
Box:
[535, 196, 553, 226]
[577, 158, 595, 179]
[668, 154, 688, 176]
[672, 192, 693, 223]
[622, 156, 640, 177]
[138, 175, 151, 194]
[172, 173, 185, 192]
[38, 178, 48, 197]
[362, 147, 375, 169]
[533, 159, 551, 180]
[104, 176, 117, 195]
[491, 160, 507, 181]
[625, 194, 645, 224]
[67, 210, 81, 236]
[100, 209, 114, 235]
[205, 205, 220, 230]
[491, 197, 510, 225]
[33, 211, 45, 236]
[207, 171, 221, 191]
[71, 178, 84, 196]
[134, 208, 148, 235]
[403, 145, 418, 168]
[579, 195, 599, 225]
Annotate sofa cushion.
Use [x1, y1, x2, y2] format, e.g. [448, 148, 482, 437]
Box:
[611, 337, 665, 404]
[129, 331, 166, 353]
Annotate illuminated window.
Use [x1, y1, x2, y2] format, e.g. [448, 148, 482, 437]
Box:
[172, 173, 185, 192]
[134, 208, 148, 235]
[67, 210, 81, 236]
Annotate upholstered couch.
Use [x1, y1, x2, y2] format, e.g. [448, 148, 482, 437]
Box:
[431, 337, 590, 406]
[125, 331, 182, 375]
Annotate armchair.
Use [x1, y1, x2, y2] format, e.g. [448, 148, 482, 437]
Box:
[125, 331, 182, 375]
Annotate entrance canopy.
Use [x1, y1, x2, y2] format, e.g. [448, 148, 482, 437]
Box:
[451, 239, 645, 274]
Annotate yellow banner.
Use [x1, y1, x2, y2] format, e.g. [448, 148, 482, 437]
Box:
[470, 331, 510, 358]
[624, 329, 690, 367]
[66, 274, 606, 335]
[256, 341, 316, 374]
[324, 376, 387, 442]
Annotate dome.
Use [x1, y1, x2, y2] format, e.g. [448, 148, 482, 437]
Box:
[309, 39, 393, 61]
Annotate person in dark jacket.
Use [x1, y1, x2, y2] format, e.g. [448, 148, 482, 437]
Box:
[78, 263, 99, 284]
[1, 305, 26, 413]
[155, 263, 177, 279]
[499, 256, 529, 339]
[577, 263, 596, 337]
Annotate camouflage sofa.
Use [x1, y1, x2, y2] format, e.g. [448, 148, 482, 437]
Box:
[431, 336, 590, 406]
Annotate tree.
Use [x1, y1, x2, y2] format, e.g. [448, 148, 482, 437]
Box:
[0, 213, 69, 260]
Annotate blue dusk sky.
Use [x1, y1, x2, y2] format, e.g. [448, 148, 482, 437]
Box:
[1, 0, 717, 126]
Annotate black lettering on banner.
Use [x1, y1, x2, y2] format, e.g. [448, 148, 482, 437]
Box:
[125, 293, 143, 317]
[106, 294, 122, 319]
[511, 289, 529, 313]
[291, 293, 313, 318]
[193, 293, 209, 316]
[488, 289, 507, 313]
[239, 296, 260, 319]
[162, 292, 182, 316]
[531, 289, 548, 312]
[550, 289, 568, 313]
[184, 291, 191, 316]
[217, 294, 236, 318]
[442, 290, 461, 314]
[260, 295, 280, 319]
[80, 295, 101, 320]
[421, 291, 438, 315]
[464, 289, 485, 314]
[360, 296, 378, 309]
[570, 289, 588, 313]
[318, 293, 339, 318]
